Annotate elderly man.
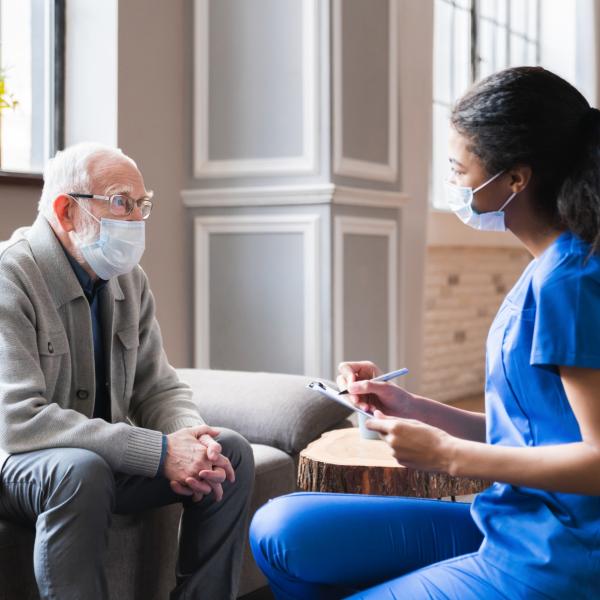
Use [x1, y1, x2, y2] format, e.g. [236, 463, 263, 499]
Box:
[0, 143, 254, 599]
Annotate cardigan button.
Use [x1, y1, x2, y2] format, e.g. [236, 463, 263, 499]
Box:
[47, 342, 54, 354]
[76, 389, 89, 400]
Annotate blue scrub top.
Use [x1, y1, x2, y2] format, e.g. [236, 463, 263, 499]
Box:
[472, 231, 600, 590]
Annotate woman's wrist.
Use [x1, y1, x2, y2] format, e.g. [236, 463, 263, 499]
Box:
[444, 434, 465, 477]
[403, 393, 438, 423]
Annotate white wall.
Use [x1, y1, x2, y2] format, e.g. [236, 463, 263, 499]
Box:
[117, 0, 190, 367]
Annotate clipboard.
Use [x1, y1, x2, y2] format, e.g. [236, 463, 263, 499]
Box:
[306, 380, 374, 418]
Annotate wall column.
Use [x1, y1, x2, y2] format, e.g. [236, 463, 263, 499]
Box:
[183, 0, 430, 386]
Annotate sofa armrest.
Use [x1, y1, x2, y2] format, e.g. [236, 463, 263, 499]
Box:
[175, 369, 351, 455]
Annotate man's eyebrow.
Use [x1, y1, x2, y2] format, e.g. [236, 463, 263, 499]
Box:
[104, 183, 134, 196]
[104, 183, 153, 200]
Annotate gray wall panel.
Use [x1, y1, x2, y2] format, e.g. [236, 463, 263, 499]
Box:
[343, 234, 389, 371]
[209, 232, 305, 373]
[208, 0, 304, 160]
[341, 0, 389, 164]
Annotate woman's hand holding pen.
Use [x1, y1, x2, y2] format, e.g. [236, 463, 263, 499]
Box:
[337, 361, 418, 418]
[337, 361, 457, 472]
[337, 363, 486, 472]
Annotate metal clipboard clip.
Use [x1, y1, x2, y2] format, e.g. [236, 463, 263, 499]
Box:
[306, 380, 374, 418]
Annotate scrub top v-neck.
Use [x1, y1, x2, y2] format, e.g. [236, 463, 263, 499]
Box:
[472, 231, 600, 591]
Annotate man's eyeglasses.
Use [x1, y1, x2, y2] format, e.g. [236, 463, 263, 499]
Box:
[68, 193, 153, 220]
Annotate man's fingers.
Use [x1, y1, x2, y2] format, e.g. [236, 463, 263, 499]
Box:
[201, 436, 222, 453]
[207, 480, 224, 502]
[185, 477, 212, 496]
[170, 480, 193, 496]
[198, 467, 227, 484]
[212, 454, 235, 482]
[199, 434, 223, 460]
[188, 424, 221, 439]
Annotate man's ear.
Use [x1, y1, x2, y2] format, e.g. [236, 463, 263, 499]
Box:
[53, 194, 76, 232]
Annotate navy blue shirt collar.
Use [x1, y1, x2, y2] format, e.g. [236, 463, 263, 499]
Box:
[63, 250, 107, 301]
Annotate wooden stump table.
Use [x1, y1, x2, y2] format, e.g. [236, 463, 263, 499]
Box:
[298, 428, 490, 498]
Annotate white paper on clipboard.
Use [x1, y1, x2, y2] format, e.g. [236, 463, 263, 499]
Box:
[306, 381, 374, 418]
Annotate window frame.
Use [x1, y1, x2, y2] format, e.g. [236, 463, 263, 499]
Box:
[0, 0, 65, 186]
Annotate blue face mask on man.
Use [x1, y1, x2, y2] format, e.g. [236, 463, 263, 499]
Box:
[444, 171, 517, 232]
[73, 200, 145, 280]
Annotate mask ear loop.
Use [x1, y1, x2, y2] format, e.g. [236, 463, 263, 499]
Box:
[473, 171, 519, 213]
[473, 171, 504, 194]
[498, 192, 517, 212]
[70, 196, 101, 224]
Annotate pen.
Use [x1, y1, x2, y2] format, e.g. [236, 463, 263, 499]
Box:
[338, 367, 409, 395]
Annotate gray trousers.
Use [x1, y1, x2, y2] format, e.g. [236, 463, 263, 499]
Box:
[0, 428, 254, 600]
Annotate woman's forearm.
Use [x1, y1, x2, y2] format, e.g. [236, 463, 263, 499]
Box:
[410, 394, 487, 443]
[448, 438, 600, 495]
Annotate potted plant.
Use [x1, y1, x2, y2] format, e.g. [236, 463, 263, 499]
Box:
[0, 68, 19, 170]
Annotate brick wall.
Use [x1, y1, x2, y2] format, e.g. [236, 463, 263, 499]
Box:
[421, 246, 531, 403]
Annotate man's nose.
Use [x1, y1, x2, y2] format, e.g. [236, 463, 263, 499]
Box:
[128, 204, 145, 221]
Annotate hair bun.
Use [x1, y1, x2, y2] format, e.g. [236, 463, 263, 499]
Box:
[578, 106, 600, 147]
[581, 106, 600, 126]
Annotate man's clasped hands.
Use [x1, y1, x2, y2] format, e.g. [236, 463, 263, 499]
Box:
[163, 426, 235, 502]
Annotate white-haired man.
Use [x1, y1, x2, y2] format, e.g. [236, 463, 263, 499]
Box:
[0, 143, 254, 599]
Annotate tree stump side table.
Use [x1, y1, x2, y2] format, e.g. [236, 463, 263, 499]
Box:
[298, 428, 491, 498]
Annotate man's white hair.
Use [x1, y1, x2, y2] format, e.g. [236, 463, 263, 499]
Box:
[39, 142, 137, 224]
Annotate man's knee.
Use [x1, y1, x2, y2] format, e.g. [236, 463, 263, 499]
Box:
[216, 428, 255, 485]
[46, 448, 114, 511]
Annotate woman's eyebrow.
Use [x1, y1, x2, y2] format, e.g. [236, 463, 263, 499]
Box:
[449, 157, 466, 169]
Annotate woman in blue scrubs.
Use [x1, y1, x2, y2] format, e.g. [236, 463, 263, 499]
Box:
[250, 67, 600, 599]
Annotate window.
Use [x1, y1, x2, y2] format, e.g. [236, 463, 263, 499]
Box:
[0, 0, 64, 174]
[432, 0, 544, 209]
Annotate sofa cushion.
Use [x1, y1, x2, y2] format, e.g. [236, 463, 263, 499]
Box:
[176, 369, 351, 455]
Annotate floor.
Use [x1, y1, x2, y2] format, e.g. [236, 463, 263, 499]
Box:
[239, 586, 275, 600]
[239, 393, 486, 600]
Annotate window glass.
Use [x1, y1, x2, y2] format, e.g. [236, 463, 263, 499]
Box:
[433, 0, 453, 107]
[0, 0, 59, 173]
[510, 0, 528, 35]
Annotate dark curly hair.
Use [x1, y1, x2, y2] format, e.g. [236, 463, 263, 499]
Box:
[451, 66, 600, 252]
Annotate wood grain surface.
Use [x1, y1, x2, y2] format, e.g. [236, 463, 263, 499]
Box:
[298, 428, 491, 497]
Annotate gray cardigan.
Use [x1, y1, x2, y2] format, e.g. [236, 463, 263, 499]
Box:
[0, 216, 204, 477]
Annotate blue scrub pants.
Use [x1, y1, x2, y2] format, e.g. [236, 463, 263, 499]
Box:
[250, 493, 553, 599]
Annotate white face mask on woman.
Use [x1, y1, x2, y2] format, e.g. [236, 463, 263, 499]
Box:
[444, 171, 517, 232]
[72, 200, 145, 280]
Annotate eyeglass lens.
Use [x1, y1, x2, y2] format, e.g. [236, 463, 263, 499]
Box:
[109, 195, 152, 219]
